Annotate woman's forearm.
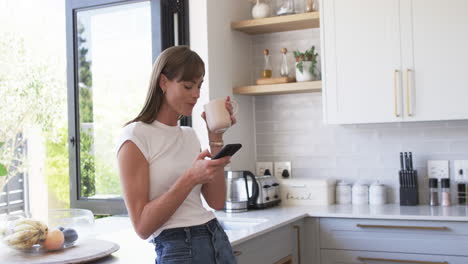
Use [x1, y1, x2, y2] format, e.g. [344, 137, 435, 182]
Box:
[202, 135, 226, 210]
[133, 171, 195, 239]
[201, 141, 227, 210]
[201, 169, 227, 210]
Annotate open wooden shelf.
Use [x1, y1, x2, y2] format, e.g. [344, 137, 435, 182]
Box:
[233, 81, 321, 95]
[231, 12, 320, 35]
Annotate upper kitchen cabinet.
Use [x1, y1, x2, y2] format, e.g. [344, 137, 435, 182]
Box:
[405, 0, 468, 121]
[321, 0, 468, 124]
[321, 0, 402, 124]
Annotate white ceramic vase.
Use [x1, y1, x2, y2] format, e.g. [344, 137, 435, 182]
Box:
[295, 61, 314, 82]
[252, 0, 270, 19]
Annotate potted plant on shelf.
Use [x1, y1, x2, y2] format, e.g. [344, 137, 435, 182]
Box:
[293, 46, 319, 82]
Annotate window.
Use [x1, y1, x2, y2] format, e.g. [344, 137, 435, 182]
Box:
[66, 0, 189, 215]
[1, 0, 68, 217]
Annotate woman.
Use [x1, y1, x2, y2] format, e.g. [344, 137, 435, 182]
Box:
[116, 46, 237, 264]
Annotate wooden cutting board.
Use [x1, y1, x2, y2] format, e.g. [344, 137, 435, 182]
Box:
[0, 239, 119, 264]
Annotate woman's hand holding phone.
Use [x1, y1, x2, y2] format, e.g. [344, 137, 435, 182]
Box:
[186, 149, 230, 185]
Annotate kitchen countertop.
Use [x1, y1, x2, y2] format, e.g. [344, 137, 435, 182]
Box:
[217, 204, 468, 246]
[69, 204, 468, 263]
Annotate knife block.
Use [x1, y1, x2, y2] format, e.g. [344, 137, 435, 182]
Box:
[399, 170, 419, 206]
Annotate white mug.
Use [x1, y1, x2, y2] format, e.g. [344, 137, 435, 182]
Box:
[204, 98, 238, 133]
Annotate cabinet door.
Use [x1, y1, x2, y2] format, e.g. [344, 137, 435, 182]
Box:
[232, 223, 294, 264]
[321, 0, 403, 124]
[402, 0, 468, 121]
[321, 249, 468, 264]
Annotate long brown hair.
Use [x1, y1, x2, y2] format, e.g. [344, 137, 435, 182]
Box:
[126, 46, 205, 125]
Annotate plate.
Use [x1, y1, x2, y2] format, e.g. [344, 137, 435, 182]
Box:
[0, 239, 119, 264]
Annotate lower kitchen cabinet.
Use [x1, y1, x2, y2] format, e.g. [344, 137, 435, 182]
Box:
[232, 219, 304, 264]
[319, 217, 468, 263]
[321, 249, 468, 264]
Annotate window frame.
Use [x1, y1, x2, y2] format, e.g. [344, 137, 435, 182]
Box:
[66, 0, 189, 215]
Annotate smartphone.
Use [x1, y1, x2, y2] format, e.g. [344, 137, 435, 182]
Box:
[212, 143, 242, 160]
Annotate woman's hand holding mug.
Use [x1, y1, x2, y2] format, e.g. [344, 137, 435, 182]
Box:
[202, 96, 238, 134]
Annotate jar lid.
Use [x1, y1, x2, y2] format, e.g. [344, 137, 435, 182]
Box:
[429, 178, 438, 188]
[337, 181, 350, 186]
[370, 181, 384, 187]
[441, 178, 450, 188]
[353, 181, 368, 186]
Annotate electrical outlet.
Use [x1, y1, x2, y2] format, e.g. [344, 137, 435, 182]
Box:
[274, 161, 292, 179]
[256, 162, 273, 176]
[427, 160, 449, 179]
[454, 160, 468, 182]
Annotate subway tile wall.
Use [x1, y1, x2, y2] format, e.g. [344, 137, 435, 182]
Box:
[252, 29, 468, 204]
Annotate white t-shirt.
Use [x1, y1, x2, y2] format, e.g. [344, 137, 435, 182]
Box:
[115, 120, 215, 239]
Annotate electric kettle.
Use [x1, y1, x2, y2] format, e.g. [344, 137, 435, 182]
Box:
[224, 171, 259, 213]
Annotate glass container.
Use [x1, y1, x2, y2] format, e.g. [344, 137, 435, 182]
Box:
[2, 209, 94, 253]
[262, 49, 272, 78]
[458, 183, 466, 205]
[305, 0, 317, 12]
[429, 178, 439, 206]
[441, 178, 451, 206]
[280, 48, 289, 77]
[276, 0, 295, 16]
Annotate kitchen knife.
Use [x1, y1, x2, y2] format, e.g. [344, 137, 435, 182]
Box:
[400, 152, 404, 171]
[404, 152, 409, 171]
[408, 152, 413, 171]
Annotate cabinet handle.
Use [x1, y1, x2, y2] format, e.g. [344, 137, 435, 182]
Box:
[406, 68, 412, 116]
[293, 225, 301, 264]
[394, 69, 400, 117]
[233, 250, 242, 256]
[356, 224, 449, 231]
[357, 256, 448, 264]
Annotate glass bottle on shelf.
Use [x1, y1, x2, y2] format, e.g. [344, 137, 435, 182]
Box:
[280, 48, 289, 77]
[262, 49, 272, 78]
[276, 0, 295, 16]
[305, 0, 317, 12]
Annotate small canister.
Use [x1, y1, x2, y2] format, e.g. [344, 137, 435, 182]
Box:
[352, 182, 369, 205]
[369, 182, 386, 205]
[335, 181, 352, 204]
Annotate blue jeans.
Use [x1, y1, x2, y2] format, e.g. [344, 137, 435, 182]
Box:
[152, 218, 237, 264]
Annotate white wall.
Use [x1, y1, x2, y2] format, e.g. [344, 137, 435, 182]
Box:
[190, 0, 256, 172]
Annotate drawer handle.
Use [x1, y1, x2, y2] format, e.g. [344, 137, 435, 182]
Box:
[358, 256, 448, 264]
[293, 225, 302, 264]
[356, 224, 449, 231]
[233, 251, 242, 257]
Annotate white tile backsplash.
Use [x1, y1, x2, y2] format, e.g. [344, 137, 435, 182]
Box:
[255, 92, 468, 204]
[252, 28, 468, 204]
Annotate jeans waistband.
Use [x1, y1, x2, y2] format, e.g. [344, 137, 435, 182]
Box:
[154, 218, 220, 242]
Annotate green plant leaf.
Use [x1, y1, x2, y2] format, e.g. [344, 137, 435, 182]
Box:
[296, 61, 304, 73]
[0, 142, 4, 149]
[0, 163, 7, 177]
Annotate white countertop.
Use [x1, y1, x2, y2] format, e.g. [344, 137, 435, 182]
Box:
[86, 204, 468, 263]
[217, 204, 468, 246]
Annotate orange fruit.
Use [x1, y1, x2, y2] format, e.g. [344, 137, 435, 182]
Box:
[41, 229, 64, 251]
